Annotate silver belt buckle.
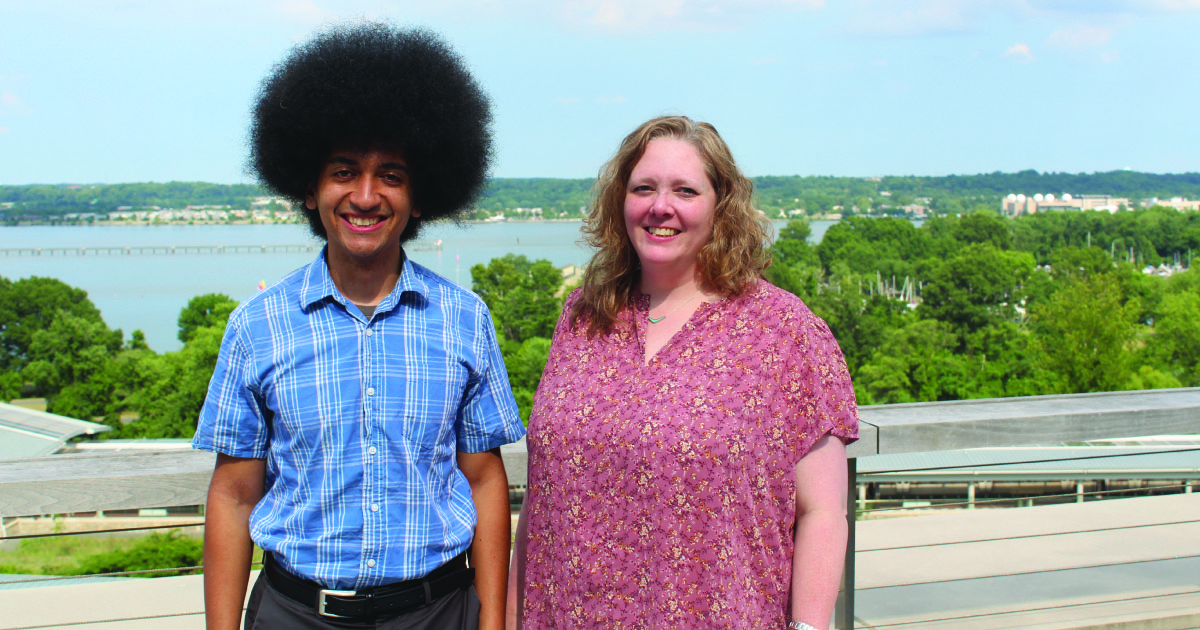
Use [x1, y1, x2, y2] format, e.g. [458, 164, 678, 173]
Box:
[317, 589, 357, 618]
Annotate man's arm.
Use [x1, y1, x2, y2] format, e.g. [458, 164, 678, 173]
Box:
[204, 453, 266, 630]
[458, 447, 511, 630]
[790, 434, 849, 630]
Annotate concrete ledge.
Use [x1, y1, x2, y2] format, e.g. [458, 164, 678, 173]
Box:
[855, 494, 1200, 629]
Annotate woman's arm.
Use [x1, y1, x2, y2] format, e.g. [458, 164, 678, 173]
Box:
[506, 497, 529, 630]
[790, 434, 849, 630]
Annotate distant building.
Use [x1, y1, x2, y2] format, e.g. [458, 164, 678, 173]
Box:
[1145, 197, 1200, 211]
[1002, 193, 1130, 216]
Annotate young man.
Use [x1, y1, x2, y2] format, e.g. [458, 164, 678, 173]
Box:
[192, 23, 525, 630]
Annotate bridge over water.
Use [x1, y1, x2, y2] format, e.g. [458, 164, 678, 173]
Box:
[0, 242, 443, 256]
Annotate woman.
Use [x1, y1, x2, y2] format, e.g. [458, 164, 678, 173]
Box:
[509, 116, 858, 630]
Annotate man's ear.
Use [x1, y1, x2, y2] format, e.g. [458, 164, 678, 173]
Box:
[304, 183, 317, 210]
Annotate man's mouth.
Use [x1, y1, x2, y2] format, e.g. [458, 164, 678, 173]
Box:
[647, 227, 679, 237]
[347, 216, 384, 228]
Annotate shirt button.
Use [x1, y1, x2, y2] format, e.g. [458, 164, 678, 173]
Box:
[366, 387, 375, 396]
[367, 559, 376, 568]
[365, 328, 374, 337]
[368, 446, 377, 455]
[371, 504, 379, 512]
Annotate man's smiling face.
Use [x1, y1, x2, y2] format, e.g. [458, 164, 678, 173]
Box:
[306, 148, 419, 273]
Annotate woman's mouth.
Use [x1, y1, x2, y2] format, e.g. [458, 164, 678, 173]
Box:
[647, 227, 679, 237]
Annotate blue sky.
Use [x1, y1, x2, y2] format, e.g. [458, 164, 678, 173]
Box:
[2, 0, 1197, 184]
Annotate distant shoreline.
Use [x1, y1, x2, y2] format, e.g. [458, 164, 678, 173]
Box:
[2, 218, 591, 227]
[2, 216, 852, 228]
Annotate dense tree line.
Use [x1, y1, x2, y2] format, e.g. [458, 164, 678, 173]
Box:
[0, 183, 266, 217]
[0, 278, 233, 438]
[766, 208, 1200, 404]
[5, 170, 1198, 220]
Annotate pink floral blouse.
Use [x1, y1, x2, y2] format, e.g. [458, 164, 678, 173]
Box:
[522, 281, 859, 629]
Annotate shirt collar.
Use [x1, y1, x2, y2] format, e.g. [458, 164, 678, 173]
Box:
[299, 247, 429, 312]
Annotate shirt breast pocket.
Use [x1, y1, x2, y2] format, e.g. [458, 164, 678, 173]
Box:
[390, 360, 471, 455]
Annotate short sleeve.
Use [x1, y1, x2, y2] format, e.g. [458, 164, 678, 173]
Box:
[454, 303, 526, 453]
[782, 304, 859, 462]
[191, 316, 270, 458]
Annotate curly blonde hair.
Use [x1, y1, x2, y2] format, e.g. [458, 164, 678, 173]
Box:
[571, 116, 773, 336]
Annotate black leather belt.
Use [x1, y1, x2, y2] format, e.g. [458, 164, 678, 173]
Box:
[263, 551, 474, 620]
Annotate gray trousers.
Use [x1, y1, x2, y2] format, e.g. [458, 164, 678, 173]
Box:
[243, 569, 481, 630]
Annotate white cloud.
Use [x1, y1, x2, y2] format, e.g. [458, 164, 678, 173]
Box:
[1130, 0, 1200, 10]
[1048, 24, 1113, 48]
[596, 95, 626, 103]
[0, 126, 9, 134]
[1004, 42, 1035, 61]
[845, 0, 1197, 39]
[555, 0, 823, 33]
[845, 0, 975, 37]
[0, 92, 32, 116]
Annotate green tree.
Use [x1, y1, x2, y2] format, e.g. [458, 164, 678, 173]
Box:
[470, 255, 563, 344]
[471, 255, 566, 423]
[1145, 291, 1200, 386]
[504, 337, 552, 424]
[0, 371, 21, 402]
[771, 219, 819, 268]
[177, 293, 237, 344]
[0, 276, 105, 371]
[806, 279, 909, 375]
[855, 319, 968, 404]
[123, 311, 229, 438]
[1031, 275, 1140, 393]
[919, 243, 1035, 338]
[22, 313, 123, 420]
[952, 211, 1011, 249]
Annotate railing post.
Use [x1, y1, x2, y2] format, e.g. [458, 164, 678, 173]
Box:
[836, 457, 857, 630]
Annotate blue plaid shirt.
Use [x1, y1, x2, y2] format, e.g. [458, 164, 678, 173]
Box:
[192, 250, 525, 590]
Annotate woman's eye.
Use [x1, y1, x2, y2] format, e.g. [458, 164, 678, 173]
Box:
[679, 187, 698, 196]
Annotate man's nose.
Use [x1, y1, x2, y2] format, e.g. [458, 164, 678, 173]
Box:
[350, 177, 381, 210]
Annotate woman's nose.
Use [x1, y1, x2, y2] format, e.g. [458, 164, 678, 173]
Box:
[650, 192, 672, 216]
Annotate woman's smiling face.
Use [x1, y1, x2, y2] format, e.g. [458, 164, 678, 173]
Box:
[623, 138, 717, 278]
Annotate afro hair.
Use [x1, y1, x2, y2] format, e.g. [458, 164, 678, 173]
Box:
[248, 22, 493, 242]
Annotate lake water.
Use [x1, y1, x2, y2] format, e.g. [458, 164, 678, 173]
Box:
[0, 219, 833, 352]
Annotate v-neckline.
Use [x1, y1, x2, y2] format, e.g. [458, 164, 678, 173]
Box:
[635, 293, 717, 367]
